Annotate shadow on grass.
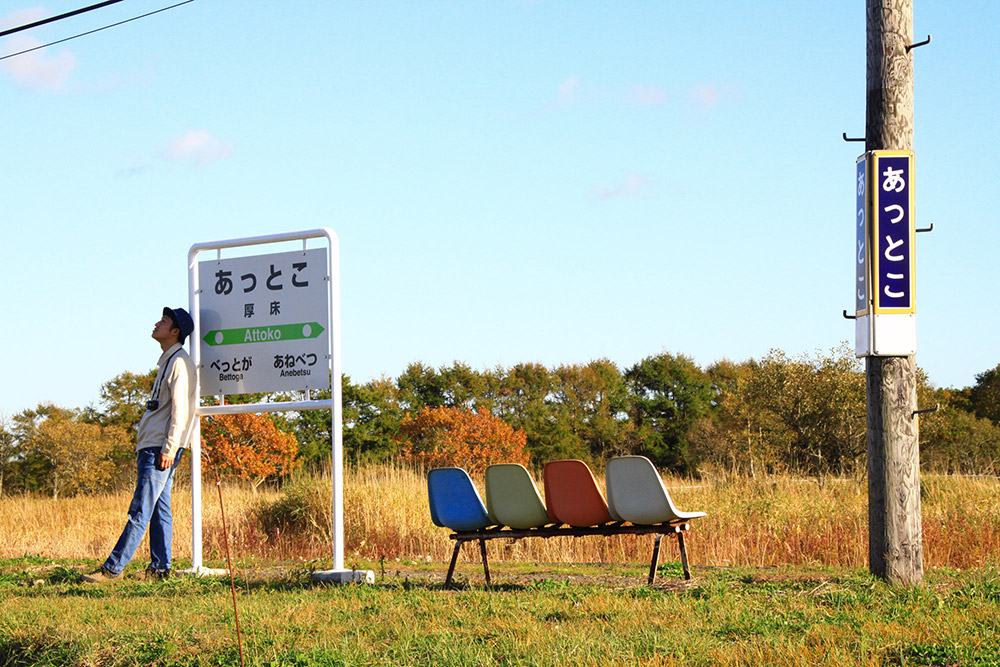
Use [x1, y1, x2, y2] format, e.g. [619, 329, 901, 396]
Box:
[5, 558, 857, 601]
[0, 638, 81, 667]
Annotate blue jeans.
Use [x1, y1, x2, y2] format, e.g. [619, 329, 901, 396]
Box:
[104, 447, 184, 575]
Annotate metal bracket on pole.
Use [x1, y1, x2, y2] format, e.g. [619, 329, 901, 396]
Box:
[906, 35, 932, 53]
[843, 132, 865, 143]
[912, 404, 940, 418]
[843, 310, 857, 320]
[915, 222, 934, 233]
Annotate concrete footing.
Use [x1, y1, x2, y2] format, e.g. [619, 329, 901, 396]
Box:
[310, 569, 375, 584]
[178, 566, 230, 577]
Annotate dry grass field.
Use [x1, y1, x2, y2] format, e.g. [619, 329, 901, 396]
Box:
[4, 467, 1000, 666]
[2, 465, 999, 572]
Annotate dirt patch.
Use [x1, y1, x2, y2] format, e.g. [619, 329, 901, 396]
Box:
[367, 564, 700, 591]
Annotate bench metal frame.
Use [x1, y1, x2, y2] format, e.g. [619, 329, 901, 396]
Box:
[444, 522, 693, 587]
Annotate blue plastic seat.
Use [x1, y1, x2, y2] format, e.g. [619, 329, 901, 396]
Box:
[427, 467, 495, 532]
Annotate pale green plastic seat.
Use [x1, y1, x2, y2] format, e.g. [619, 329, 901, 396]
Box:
[605, 456, 707, 525]
[485, 464, 554, 529]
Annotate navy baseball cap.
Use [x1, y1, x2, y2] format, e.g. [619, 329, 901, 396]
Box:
[163, 307, 195, 343]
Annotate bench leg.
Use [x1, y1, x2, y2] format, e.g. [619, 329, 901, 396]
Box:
[445, 540, 463, 589]
[479, 538, 491, 586]
[648, 535, 663, 585]
[677, 531, 691, 580]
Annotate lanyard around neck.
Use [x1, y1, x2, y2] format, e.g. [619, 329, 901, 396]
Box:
[150, 348, 182, 402]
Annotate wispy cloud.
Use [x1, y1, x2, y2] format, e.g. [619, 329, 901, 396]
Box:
[163, 130, 233, 166]
[0, 7, 42, 27]
[626, 84, 668, 107]
[592, 173, 655, 200]
[1, 10, 77, 92]
[688, 83, 743, 112]
[548, 74, 583, 109]
[119, 129, 234, 176]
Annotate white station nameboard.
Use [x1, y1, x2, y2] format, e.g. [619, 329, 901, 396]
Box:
[198, 248, 331, 396]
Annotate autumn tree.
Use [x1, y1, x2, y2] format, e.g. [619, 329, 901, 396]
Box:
[32, 416, 130, 498]
[201, 412, 300, 488]
[7, 404, 71, 493]
[93, 369, 157, 434]
[399, 406, 529, 475]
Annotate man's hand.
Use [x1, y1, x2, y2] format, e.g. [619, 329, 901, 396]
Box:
[158, 452, 175, 470]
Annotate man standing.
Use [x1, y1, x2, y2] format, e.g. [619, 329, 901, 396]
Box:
[83, 307, 196, 582]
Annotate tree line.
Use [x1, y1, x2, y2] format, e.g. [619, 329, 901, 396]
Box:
[2, 345, 999, 496]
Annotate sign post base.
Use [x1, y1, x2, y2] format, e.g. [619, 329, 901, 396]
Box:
[311, 569, 375, 584]
[178, 566, 230, 577]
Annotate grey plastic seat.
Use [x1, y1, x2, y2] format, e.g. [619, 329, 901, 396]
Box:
[605, 456, 707, 525]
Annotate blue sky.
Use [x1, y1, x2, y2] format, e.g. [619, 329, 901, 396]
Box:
[1, 1, 997, 417]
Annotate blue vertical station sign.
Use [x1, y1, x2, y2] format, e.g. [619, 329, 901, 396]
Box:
[853, 150, 916, 357]
[855, 156, 869, 317]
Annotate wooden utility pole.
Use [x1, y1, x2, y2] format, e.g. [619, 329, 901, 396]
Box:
[865, 0, 923, 585]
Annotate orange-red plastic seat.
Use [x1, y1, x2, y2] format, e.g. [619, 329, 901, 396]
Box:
[543, 459, 614, 527]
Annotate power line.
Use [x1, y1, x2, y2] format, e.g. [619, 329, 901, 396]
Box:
[1, 0, 127, 39]
[0, 0, 195, 62]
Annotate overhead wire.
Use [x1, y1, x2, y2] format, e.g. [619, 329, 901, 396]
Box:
[0, 0, 195, 62]
[1, 0, 127, 38]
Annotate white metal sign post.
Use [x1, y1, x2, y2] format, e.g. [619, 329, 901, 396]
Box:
[187, 229, 371, 584]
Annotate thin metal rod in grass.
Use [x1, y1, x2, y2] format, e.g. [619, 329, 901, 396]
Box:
[209, 463, 245, 667]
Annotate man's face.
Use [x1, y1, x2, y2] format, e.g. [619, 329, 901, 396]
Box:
[152, 314, 179, 344]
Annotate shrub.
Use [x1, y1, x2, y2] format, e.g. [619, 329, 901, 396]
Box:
[252, 477, 332, 545]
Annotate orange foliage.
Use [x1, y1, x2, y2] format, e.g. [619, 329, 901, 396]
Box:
[201, 413, 300, 487]
[399, 406, 529, 475]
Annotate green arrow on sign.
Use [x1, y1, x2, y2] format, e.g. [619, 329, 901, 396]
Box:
[203, 322, 326, 347]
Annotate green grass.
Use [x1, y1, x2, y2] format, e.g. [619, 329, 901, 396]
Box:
[3, 557, 1000, 666]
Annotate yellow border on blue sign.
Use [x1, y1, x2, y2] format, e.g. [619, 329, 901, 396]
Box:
[870, 150, 916, 315]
